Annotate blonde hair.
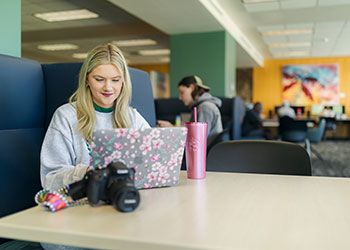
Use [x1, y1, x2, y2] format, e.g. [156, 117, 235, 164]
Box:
[69, 43, 132, 141]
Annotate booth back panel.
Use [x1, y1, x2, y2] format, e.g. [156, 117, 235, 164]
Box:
[42, 64, 156, 127]
[0, 55, 45, 219]
[0, 55, 45, 130]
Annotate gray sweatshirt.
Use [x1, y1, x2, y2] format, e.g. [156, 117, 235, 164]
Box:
[193, 92, 223, 141]
[40, 103, 150, 191]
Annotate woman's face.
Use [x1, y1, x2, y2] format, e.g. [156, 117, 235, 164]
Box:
[178, 85, 195, 106]
[87, 64, 123, 108]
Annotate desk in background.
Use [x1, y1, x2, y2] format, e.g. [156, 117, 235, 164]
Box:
[261, 116, 350, 139]
[1, 171, 350, 250]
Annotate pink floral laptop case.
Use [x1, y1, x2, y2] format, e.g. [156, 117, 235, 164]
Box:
[90, 127, 187, 189]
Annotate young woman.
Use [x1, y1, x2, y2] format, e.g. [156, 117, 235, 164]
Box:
[40, 43, 150, 192]
[158, 75, 223, 142]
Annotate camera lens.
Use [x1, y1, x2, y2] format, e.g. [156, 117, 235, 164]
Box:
[111, 186, 140, 212]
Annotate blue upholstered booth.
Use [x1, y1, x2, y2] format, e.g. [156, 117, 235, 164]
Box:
[0, 55, 45, 223]
[0, 54, 156, 225]
[232, 96, 265, 140]
[154, 98, 190, 124]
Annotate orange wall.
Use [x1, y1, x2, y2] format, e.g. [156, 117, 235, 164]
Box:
[253, 57, 350, 116]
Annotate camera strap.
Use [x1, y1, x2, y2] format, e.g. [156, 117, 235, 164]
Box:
[35, 186, 88, 212]
[35, 142, 92, 212]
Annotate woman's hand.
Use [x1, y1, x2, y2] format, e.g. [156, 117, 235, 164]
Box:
[157, 120, 174, 127]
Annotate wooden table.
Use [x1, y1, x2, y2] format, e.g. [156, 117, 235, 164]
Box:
[1, 171, 350, 250]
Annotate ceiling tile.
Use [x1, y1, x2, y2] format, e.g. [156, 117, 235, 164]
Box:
[334, 44, 350, 50]
[318, 0, 350, 7]
[244, 2, 280, 12]
[280, 0, 317, 10]
[315, 21, 345, 30]
[343, 21, 350, 28]
[21, 0, 169, 64]
[312, 50, 331, 56]
[288, 47, 311, 51]
[257, 24, 284, 32]
[285, 23, 314, 29]
[263, 36, 288, 43]
[332, 49, 350, 56]
[287, 34, 312, 42]
[312, 44, 333, 51]
[338, 32, 350, 39]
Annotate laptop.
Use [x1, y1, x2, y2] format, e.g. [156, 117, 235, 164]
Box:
[90, 127, 187, 189]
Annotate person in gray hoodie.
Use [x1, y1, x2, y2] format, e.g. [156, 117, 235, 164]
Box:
[158, 75, 223, 143]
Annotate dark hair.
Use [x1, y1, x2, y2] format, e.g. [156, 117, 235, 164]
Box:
[253, 102, 262, 113]
[178, 77, 209, 99]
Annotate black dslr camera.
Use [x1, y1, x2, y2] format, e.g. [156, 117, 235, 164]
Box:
[68, 162, 140, 212]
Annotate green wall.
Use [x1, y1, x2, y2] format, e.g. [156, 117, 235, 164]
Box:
[170, 31, 236, 97]
[0, 0, 21, 57]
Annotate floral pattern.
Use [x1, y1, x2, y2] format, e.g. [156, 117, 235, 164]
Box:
[90, 127, 187, 189]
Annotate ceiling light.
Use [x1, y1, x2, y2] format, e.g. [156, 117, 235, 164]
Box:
[139, 49, 170, 56]
[269, 42, 311, 48]
[262, 29, 312, 36]
[114, 39, 157, 47]
[159, 57, 170, 63]
[38, 44, 78, 51]
[273, 51, 309, 57]
[34, 9, 98, 22]
[242, 0, 277, 3]
[72, 53, 88, 59]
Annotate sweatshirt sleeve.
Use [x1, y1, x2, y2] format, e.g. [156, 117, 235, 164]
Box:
[197, 107, 214, 136]
[40, 108, 89, 191]
[130, 108, 151, 129]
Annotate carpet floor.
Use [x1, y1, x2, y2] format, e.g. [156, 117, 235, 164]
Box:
[310, 140, 350, 177]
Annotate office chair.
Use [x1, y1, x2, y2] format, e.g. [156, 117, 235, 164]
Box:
[307, 118, 326, 143]
[278, 116, 311, 155]
[306, 118, 332, 168]
[279, 117, 328, 169]
[322, 117, 337, 139]
[279, 116, 308, 142]
[207, 140, 311, 176]
[207, 127, 231, 154]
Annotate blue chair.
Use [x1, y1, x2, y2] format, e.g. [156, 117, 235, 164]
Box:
[279, 116, 308, 142]
[307, 118, 326, 143]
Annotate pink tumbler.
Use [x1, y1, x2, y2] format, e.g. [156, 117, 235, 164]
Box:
[185, 107, 208, 179]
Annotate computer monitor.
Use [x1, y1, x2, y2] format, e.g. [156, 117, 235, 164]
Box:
[332, 105, 344, 116]
[311, 104, 324, 116]
[291, 106, 305, 115]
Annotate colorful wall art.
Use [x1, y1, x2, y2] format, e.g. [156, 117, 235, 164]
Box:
[282, 64, 339, 106]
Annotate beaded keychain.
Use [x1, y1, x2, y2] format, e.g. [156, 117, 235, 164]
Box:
[35, 186, 88, 212]
[35, 142, 94, 212]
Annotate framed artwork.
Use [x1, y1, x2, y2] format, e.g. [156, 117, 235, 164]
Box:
[282, 64, 339, 105]
[149, 71, 170, 98]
